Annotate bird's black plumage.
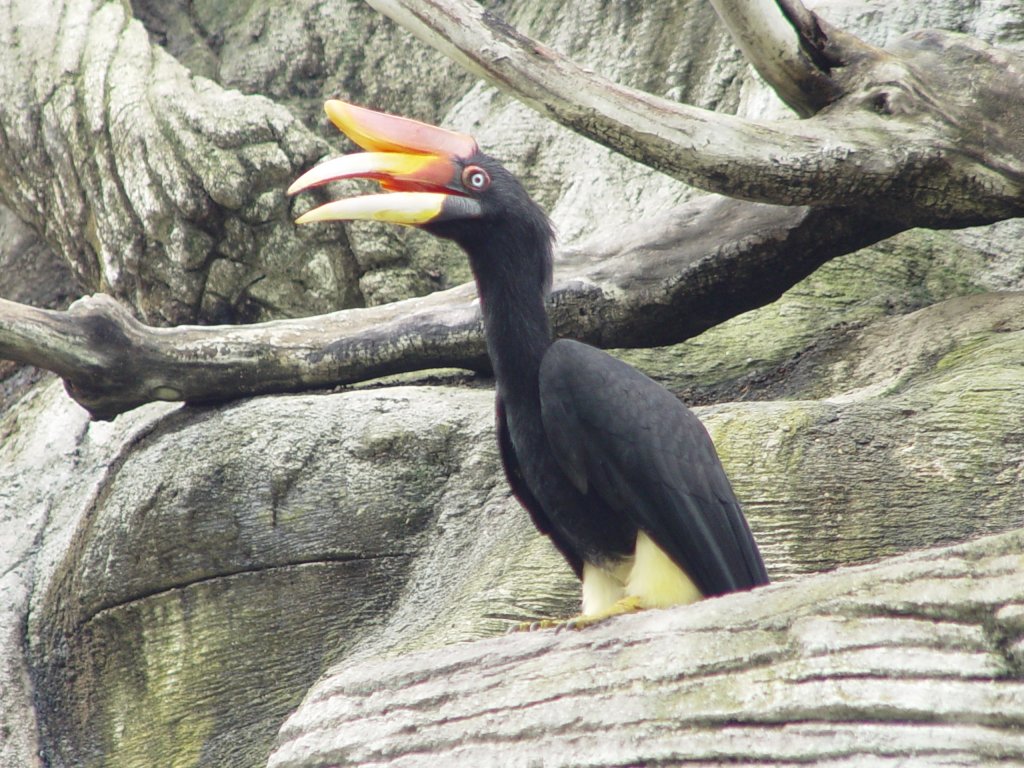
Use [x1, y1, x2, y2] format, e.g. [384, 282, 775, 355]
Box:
[290, 101, 769, 618]
[540, 340, 768, 594]
[426, 151, 768, 601]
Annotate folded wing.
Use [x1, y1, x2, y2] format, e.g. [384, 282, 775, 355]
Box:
[539, 339, 768, 596]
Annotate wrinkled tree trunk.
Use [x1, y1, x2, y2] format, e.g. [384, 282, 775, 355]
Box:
[269, 528, 1024, 767]
[0, 0, 347, 325]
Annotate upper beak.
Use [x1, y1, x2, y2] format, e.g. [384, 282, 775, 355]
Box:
[288, 100, 483, 226]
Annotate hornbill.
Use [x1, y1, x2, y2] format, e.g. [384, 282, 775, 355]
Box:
[289, 100, 769, 627]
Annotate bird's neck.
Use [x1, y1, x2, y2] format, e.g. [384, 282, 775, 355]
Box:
[467, 240, 553, 410]
[480, 280, 552, 400]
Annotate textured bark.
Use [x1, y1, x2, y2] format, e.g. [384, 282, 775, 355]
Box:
[268, 528, 1024, 768]
[0, 0, 347, 325]
[0, 199, 896, 419]
[367, 0, 1024, 224]
[708, 0, 843, 114]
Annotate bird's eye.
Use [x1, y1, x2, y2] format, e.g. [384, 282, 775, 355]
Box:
[462, 165, 491, 192]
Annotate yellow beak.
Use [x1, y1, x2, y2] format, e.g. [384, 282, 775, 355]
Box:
[288, 100, 483, 227]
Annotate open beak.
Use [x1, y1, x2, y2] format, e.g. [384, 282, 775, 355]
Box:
[288, 100, 483, 226]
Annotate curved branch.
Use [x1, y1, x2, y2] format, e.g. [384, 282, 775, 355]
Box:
[364, 0, 886, 204]
[0, 197, 897, 419]
[0, 289, 487, 421]
[707, 0, 843, 115]
[365, 0, 1024, 224]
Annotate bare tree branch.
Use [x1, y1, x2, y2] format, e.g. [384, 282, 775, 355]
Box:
[363, 0, 882, 202]
[365, 0, 1024, 225]
[0, 198, 896, 419]
[707, 0, 844, 114]
[0, 288, 486, 421]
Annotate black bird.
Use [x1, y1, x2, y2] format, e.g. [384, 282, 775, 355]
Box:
[289, 101, 769, 627]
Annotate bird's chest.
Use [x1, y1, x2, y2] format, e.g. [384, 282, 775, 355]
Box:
[503, 401, 636, 562]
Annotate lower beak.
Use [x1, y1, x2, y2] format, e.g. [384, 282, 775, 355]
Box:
[295, 191, 481, 226]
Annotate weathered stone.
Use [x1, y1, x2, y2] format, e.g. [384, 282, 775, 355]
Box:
[18, 384, 563, 768]
[6, 281, 1022, 766]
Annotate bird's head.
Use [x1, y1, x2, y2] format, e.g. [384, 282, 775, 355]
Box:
[288, 100, 553, 290]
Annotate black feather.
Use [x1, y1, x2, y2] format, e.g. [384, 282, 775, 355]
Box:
[422, 147, 768, 597]
[540, 340, 768, 594]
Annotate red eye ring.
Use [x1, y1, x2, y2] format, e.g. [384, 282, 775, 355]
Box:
[462, 165, 491, 192]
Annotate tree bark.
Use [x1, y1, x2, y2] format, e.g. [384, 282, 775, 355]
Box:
[268, 527, 1024, 767]
[366, 0, 1024, 225]
[707, 0, 842, 114]
[0, 198, 896, 419]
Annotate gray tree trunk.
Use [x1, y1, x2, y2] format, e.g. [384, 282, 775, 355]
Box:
[270, 528, 1024, 767]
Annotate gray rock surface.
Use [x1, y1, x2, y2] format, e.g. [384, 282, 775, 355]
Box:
[2, 280, 1021, 766]
[12, 383, 574, 768]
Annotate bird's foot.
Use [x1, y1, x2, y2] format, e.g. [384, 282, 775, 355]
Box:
[560, 595, 646, 631]
[509, 596, 646, 633]
[508, 617, 564, 633]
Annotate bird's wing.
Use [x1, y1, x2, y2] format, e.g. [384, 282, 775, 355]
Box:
[496, 396, 584, 578]
[539, 339, 768, 595]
